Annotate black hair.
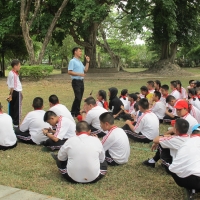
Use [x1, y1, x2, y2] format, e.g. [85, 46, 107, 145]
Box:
[147, 80, 154, 87]
[72, 47, 81, 56]
[176, 80, 182, 88]
[135, 92, 140, 95]
[33, 97, 43, 109]
[129, 93, 138, 101]
[134, 102, 139, 112]
[98, 90, 107, 101]
[120, 89, 128, 100]
[76, 121, 91, 132]
[154, 80, 161, 88]
[49, 94, 59, 104]
[138, 98, 149, 110]
[11, 59, 20, 68]
[175, 118, 189, 134]
[154, 91, 161, 99]
[166, 95, 176, 103]
[84, 97, 96, 105]
[189, 80, 195, 84]
[44, 111, 57, 122]
[188, 88, 199, 101]
[140, 86, 148, 92]
[170, 81, 177, 88]
[161, 84, 169, 91]
[99, 112, 114, 125]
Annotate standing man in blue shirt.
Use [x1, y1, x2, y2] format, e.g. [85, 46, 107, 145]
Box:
[68, 47, 90, 117]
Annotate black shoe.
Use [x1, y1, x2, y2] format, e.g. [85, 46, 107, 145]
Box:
[50, 152, 57, 161]
[40, 141, 46, 145]
[143, 159, 155, 168]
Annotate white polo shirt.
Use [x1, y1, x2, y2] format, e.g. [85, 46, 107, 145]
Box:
[102, 126, 130, 164]
[169, 136, 200, 178]
[189, 98, 200, 110]
[150, 100, 166, 120]
[0, 113, 17, 146]
[120, 97, 129, 110]
[49, 104, 75, 123]
[85, 106, 107, 131]
[7, 70, 22, 92]
[179, 87, 187, 99]
[190, 105, 200, 123]
[159, 134, 190, 159]
[19, 110, 50, 144]
[58, 134, 105, 183]
[170, 89, 181, 100]
[182, 113, 198, 134]
[54, 116, 76, 140]
[134, 111, 159, 140]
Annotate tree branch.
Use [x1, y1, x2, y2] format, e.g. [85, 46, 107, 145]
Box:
[28, 0, 41, 28]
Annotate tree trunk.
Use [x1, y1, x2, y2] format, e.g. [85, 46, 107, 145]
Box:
[169, 43, 178, 63]
[2, 52, 5, 77]
[98, 52, 101, 68]
[36, 0, 69, 64]
[160, 41, 169, 60]
[83, 23, 98, 68]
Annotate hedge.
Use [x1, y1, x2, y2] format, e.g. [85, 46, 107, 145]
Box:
[8, 65, 54, 80]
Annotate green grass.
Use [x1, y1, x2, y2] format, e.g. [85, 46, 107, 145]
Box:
[1, 73, 200, 200]
[124, 68, 147, 73]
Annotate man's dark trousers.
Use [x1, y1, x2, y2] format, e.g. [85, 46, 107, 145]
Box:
[71, 79, 84, 117]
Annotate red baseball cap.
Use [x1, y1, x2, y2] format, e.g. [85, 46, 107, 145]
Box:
[174, 100, 188, 109]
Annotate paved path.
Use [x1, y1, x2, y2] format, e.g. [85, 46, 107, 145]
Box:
[0, 185, 63, 200]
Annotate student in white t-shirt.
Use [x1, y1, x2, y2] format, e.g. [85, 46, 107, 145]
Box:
[49, 95, 75, 123]
[6, 59, 23, 127]
[42, 111, 76, 150]
[150, 91, 166, 123]
[143, 119, 190, 171]
[160, 84, 169, 104]
[80, 97, 107, 137]
[147, 80, 155, 94]
[100, 112, 130, 166]
[189, 104, 200, 123]
[51, 121, 107, 183]
[164, 100, 198, 135]
[169, 125, 200, 193]
[0, 102, 17, 151]
[170, 80, 181, 100]
[119, 89, 129, 110]
[154, 80, 161, 92]
[122, 98, 159, 143]
[176, 80, 187, 100]
[15, 97, 50, 145]
[96, 90, 108, 110]
[188, 88, 200, 110]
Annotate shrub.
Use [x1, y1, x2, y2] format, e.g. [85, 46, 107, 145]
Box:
[8, 65, 54, 80]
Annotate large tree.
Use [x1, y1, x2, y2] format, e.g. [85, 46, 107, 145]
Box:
[119, 0, 200, 65]
[20, 0, 69, 65]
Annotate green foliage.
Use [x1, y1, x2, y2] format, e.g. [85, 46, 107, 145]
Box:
[19, 65, 53, 80]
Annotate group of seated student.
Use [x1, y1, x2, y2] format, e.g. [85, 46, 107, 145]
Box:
[2, 79, 200, 193]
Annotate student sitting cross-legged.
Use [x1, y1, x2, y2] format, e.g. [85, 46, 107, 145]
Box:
[80, 97, 108, 137]
[51, 121, 107, 184]
[49, 94, 75, 123]
[143, 119, 190, 172]
[41, 111, 76, 150]
[169, 124, 200, 196]
[122, 98, 159, 143]
[0, 102, 17, 151]
[100, 112, 130, 166]
[15, 97, 50, 145]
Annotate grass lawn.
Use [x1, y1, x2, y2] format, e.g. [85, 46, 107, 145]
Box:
[0, 72, 200, 200]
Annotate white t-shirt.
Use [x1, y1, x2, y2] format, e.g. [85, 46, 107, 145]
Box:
[119, 97, 129, 110]
[58, 134, 105, 183]
[19, 110, 50, 144]
[189, 98, 200, 110]
[54, 116, 76, 140]
[49, 104, 75, 123]
[170, 89, 181, 100]
[159, 134, 190, 159]
[150, 100, 166, 120]
[134, 111, 159, 140]
[126, 102, 136, 114]
[190, 105, 200, 123]
[169, 136, 200, 178]
[160, 94, 169, 104]
[0, 113, 17, 146]
[102, 126, 130, 164]
[182, 113, 198, 134]
[7, 71, 22, 92]
[85, 106, 107, 131]
[179, 87, 187, 99]
[149, 89, 155, 94]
